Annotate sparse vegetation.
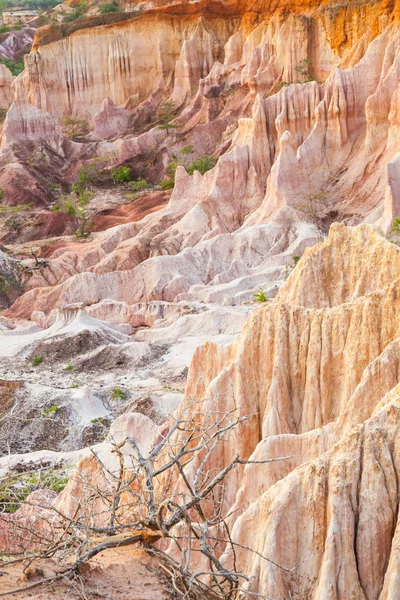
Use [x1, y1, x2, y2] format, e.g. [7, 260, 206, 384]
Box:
[63, 1, 87, 22]
[61, 116, 90, 140]
[390, 217, 400, 236]
[109, 387, 127, 401]
[163, 385, 184, 393]
[252, 288, 269, 303]
[111, 165, 132, 184]
[160, 178, 175, 190]
[100, 0, 118, 13]
[65, 364, 73, 371]
[161, 146, 218, 189]
[72, 155, 116, 192]
[0, 273, 23, 296]
[295, 57, 314, 83]
[57, 188, 93, 238]
[0, 107, 7, 123]
[41, 405, 59, 418]
[295, 165, 329, 229]
[0, 58, 24, 76]
[32, 354, 43, 367]
[157, 100, 181, 134]
[186, 155, 218, 175]
[0, 467, 69, 514]
[90, 416, 104, 423]
[0, 203, 31, 215]
[124, 192, 138, 201]
[285, 255, 302, 279]
[128, 177, 149, 192]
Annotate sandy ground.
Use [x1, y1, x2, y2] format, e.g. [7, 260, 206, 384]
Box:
[0, 547, 173, 600]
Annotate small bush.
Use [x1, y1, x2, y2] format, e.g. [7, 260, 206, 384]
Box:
[252, 289, 269, 303]
[32, 354, 43, 367]
[72, 156, 112, 192]
[63, 197, 79, 217]
[160, 178, 175, 190]
[157, 101, 181, 134]
[65, 364, 73, 371]
[390, 217, 400, 235]
[0, 107, 7, 123]
[124, 192, 138, 201]
[90, 416, 104, 423]
[63, 1, 87, 22]
[57, 189, 93, 238]
[295, 58, 314, 83]
[180, 145, 194, 156]
[186, 155, 217, 176]
[110, 387, 127, 401]
[128, 178, 148, 192]
[41, 405, 59, 418]
[0, 59, 24, 76]
[61, 116, 90, 140]
[111, 166, 132, 184]
[161, 149, 217, 190]
[100, 1, 118, 13]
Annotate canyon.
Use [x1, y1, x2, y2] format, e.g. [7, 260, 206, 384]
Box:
[1, 0, 400, 598]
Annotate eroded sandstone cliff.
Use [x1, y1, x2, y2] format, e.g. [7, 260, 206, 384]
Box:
[2, 0, 400, 598]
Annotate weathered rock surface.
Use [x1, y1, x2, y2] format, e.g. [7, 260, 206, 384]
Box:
[5, 0, 400, 596]
[6, 224, 400, 600]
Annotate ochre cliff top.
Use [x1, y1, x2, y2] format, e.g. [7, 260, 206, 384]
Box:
[32, 0, 400, 50]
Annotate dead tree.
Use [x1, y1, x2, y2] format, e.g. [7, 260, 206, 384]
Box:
[0, 399, 294, 599]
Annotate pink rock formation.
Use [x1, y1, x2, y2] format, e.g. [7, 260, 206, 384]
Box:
[11, 224, 400, 599]
[93, 97, 130, 140]
[0, 64, 14, 109]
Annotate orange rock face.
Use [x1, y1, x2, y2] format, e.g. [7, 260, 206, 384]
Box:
[168, 224, 400, 597]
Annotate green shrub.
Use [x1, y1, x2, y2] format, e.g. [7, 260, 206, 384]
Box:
[32, 354, 43, 367]
[390, 217, 400, 235]
[100, 1, 118, 12]
[41, 405, 59, 418]
[72, 157, 112, 192]
[186, 155, 217, 176]
[63, 1, 87, 21]
[110, 387, 127, 401]
[252, 289, 269, 303]
[63, 197, 79, 217]
[161, 149, 217, 190]
[180, 145, 194, 156]
[111, 165, 132, 184]
[65, 364, 73, 371]
[0, 107, 7, 123]
[128, 178, 149, 192]
[157, 101, 181, 134]
[124, 192, 138, 201]
[0, 59, 24, 76]
[160, 178, 175, 190]
[295, 58, 314, 83]
[61, 116, 90, 140]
